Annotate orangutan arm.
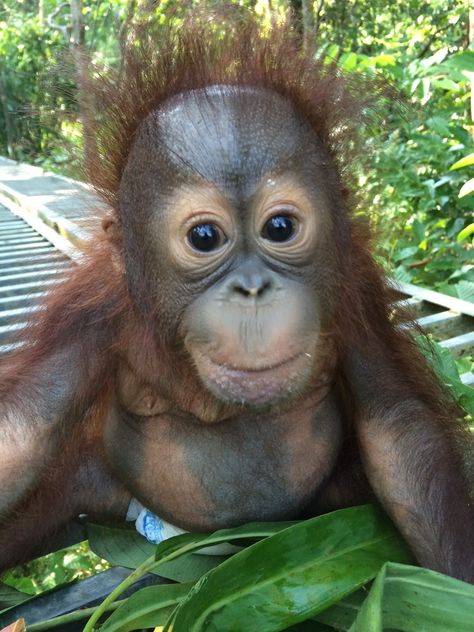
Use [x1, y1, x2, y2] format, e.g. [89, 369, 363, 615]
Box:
[346, 345, 474, 583]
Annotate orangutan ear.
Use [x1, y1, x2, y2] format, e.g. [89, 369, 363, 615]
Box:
[102, 213, 125, 273]
[102, 213, 122, 245]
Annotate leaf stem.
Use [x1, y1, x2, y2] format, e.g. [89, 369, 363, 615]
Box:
[82, 556, 156, 632]
[27, 599, 124, 631]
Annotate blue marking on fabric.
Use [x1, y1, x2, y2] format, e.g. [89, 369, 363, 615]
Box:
[142, 511, 165, 544]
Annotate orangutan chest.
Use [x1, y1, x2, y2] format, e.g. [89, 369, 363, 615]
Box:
[104, 398, 342, 532]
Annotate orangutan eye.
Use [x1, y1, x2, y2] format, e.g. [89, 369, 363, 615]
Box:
[261, 215, 297, 243]
[188, 223, 226, 252]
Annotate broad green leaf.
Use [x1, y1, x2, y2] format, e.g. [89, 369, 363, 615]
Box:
[457, 222, 474, 241]
[418, 238, 427, 251]
[455, 280, 474, 303]
[458, 178, 474, 198]
[170, 506, 410, 632]
[324, 44, 339, 61]
[433, 175, 453, 189]
[411, 219, 425, 244]
[99, 583, 194, 632]
[87, 524, 226, 582]
[372, 54, 396, 67]
[421, 77, 431, 104]
[313, 589, 366, 630]
[410, 77, 420, 94]
[450, 153, 474, 170]
[0, 583, 30, 611]
[394, 246, 418, 261]
[349, 562, 474, 632]
[339, 52, 358, 71]
[426, 116, 451, 137]
[431, 78, 460, 92]
[443, 51, 474, 73]
[422, 47, 449, 67]
[153, 521, 297, 562]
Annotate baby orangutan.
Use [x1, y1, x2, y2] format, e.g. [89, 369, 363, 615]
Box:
[0, 13, 472, 583]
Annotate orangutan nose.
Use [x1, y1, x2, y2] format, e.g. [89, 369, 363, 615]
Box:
[229, 259, 274, 300]
[233, 278, 272, 298]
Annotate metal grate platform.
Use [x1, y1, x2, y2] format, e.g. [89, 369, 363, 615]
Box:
[392, 281, 474, 386]
[0, 203, 72, 354]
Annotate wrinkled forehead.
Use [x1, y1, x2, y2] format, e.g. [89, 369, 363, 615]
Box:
[135, 86, 321, 199]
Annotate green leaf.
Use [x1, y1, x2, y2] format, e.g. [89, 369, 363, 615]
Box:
[426, 116, 451, 137]
[85, 522, 302, 632]
[411, 219, 425, 244]
[457, 223, 474, 241]
[349, 562, 474, 632]
[0, 582, 30, 610]
[455, 280, 474, 302]
[443, 51, 474, 73]
[394, 266, 413, 284]
[153, 521, 296, 562]
[87, 524, 226, 583]
[417, 336, 462, 383]
[450, 153, 474, 170]
[324, 44, 340, 61]
[421, 77, 431, 104]
[313, 590, 366, 630]
[395, 246, 418, 261]
[432, 78, 460, 92]
[417, 337, 474, 416]
[339, 52, 358, 71]
[458, 178, 474, 198]
[372, 54, 396, 67]
[99, 583, 194, 632]
[421, 47, 449, 68]
[170, 506, 411, 632]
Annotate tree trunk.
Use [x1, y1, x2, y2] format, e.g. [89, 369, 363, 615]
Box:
[314, 0, 325, 37]
[0, 72, 15, 159]
[70, 0, 84, 46]
[68, 0, 96, 166]
[39, 0, 44, 27]
[118, 0, 137, 76]
[302, 0, 314, 47]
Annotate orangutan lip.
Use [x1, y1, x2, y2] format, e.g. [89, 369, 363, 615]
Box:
[206, 352, 304, 375]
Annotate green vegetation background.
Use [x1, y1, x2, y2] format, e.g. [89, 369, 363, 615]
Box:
[0, 0, 473, 609]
